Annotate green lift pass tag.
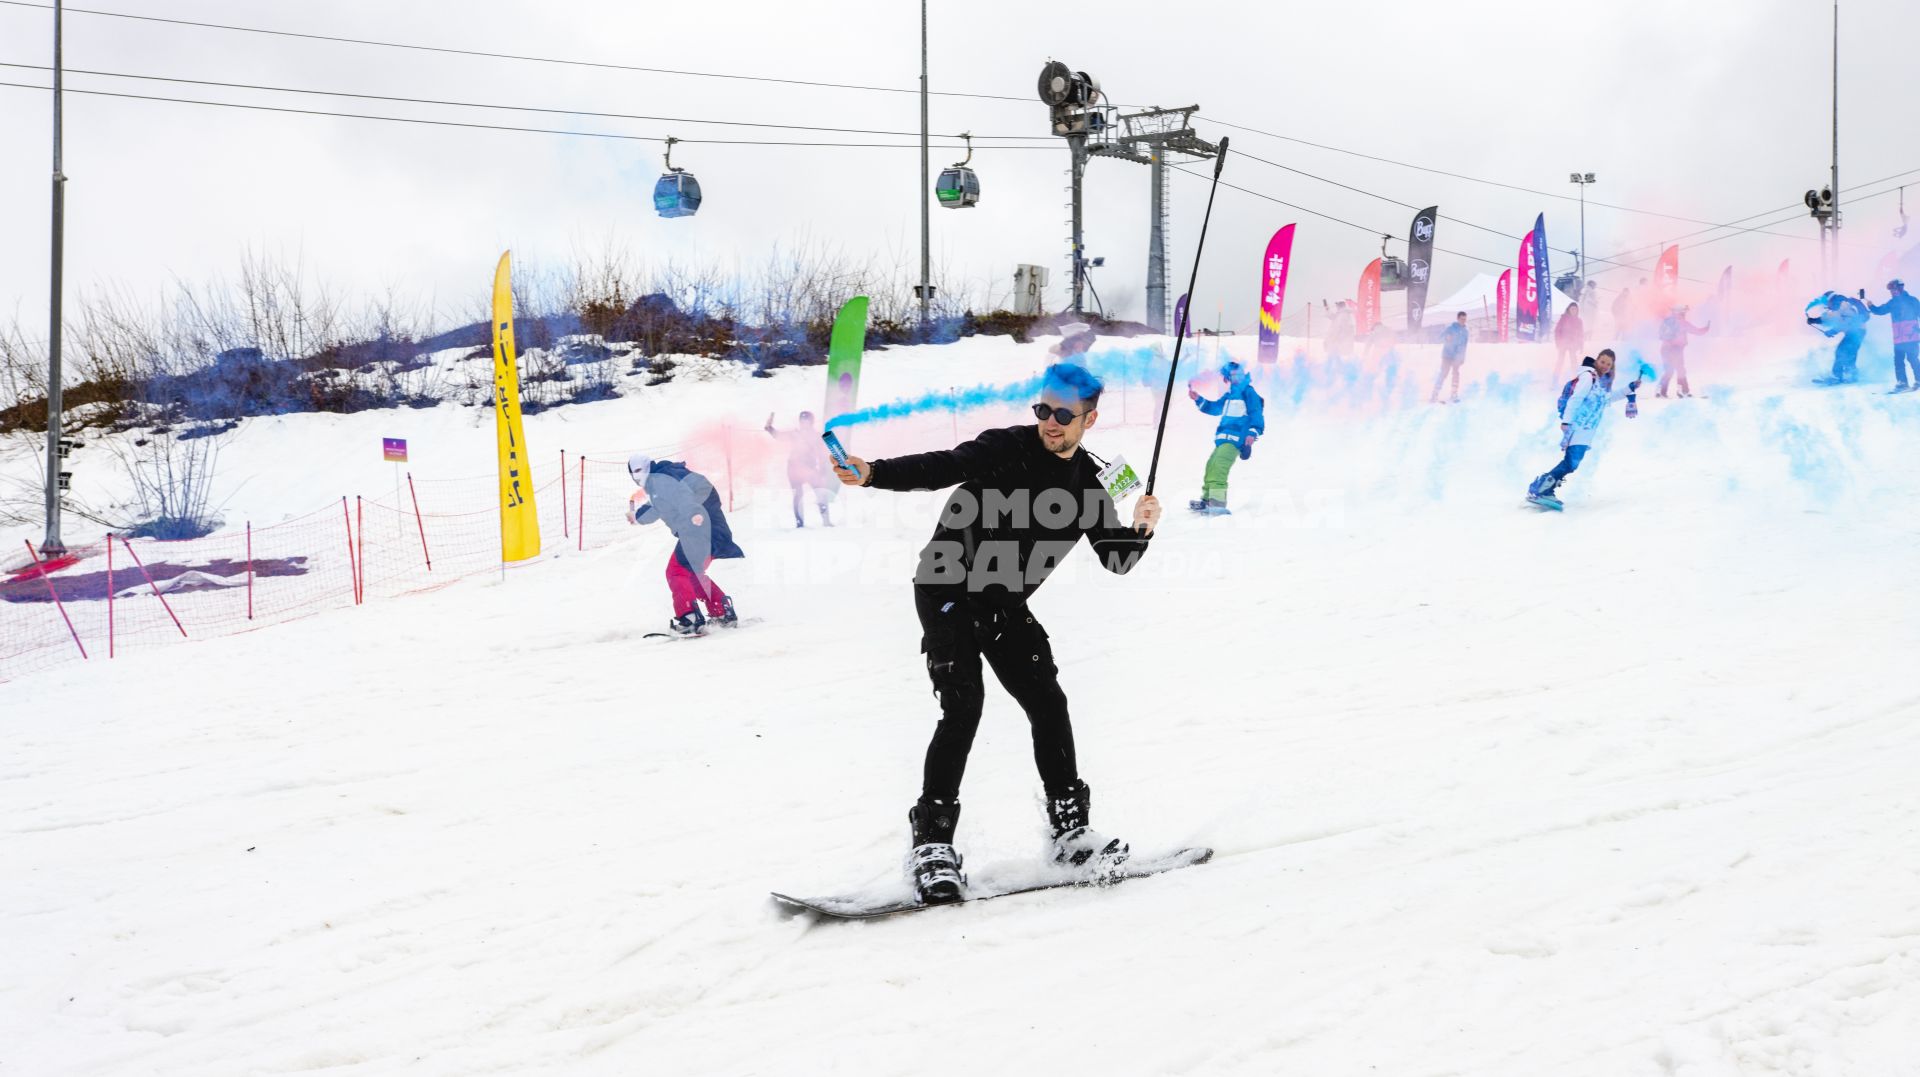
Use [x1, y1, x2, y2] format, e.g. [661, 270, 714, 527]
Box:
[1097, 455, 1141, 501]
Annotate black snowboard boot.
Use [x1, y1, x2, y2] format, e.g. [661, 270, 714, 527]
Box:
[1046, 781, 1129, 872]
[908, 798, 965, 904]
[669, 609, 706, 636]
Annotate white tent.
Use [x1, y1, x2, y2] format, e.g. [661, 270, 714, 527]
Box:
[1418, 272, 1512, 328]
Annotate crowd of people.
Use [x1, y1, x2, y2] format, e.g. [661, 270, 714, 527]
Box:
[622, 276, 1914, 627]
[609, 284, 1912, 899]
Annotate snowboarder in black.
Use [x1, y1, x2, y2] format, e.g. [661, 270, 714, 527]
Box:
[834, 363, 1162, 904]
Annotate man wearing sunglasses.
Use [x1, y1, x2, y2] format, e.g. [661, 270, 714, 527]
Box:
[834, 363, 1161, 905]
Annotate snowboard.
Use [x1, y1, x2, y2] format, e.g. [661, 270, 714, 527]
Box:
[1526, 493, 1564, 511]
[642, 616, 762, 641]
[771, 846, 1212, 920]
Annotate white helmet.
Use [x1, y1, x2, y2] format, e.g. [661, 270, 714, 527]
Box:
[627, 453, 653, 485]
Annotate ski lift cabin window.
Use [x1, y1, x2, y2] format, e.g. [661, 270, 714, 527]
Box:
[654, 136, 702, 219]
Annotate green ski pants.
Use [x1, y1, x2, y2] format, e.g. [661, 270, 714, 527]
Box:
[1202, 442, 1240, 503]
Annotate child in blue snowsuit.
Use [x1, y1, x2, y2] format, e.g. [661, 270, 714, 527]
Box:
[1528, 348, 1649, 506]
[1188, 360, 1265, 515]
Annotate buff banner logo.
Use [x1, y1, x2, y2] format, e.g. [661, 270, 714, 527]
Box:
[1405, 206, 1437, 331]
[490, 251, 542, 562]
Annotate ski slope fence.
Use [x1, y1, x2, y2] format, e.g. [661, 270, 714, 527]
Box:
[0, 441, 750, 683]
[0, 377, 1195, 683]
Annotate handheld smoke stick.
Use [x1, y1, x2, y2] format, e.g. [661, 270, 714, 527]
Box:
[1144, 138, 1229, 497]
[821, 429, 853, 472]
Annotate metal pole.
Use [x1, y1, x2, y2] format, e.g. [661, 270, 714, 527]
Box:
[1147, 149, 1167, 333]
[41, 0, 67, 558]
[1069, 136, 1087, 316]
[1830, 0, 1840, 251]
[917, 0, 930, 330]
[1578, 182, 1587, 294]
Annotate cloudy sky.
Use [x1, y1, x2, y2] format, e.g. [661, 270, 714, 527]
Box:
[1, 0, 1915, 338]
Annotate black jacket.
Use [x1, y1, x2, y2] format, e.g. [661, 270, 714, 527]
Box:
[868, 425, 1150, 605]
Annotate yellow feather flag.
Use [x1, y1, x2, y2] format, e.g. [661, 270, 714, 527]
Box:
[491, 252, 541, 561]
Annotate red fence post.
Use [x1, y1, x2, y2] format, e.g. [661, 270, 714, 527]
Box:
[577, 455, 587, 553]
[407, 472, 432, 571]
[342, 496, 359, 604]
[246, 522, 254, 621]
[118, 536, 187, 638]
[21, 541, 86, 659]
[561, 449, 570, 539]
[108, 534, 116, 658]
[356, 495, 365, 604]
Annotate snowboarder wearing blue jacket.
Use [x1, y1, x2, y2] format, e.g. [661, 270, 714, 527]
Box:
[1528, 349, 1649, 508]
[1187, 359, 1265, 515]
[1431, 311, 1471, 403]
[627, 455, 744, 635]
[1808, 292, 1870, 385]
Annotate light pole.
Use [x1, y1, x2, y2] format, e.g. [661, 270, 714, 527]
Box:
[41, 0, 68, 558]
[1569, 172, 1595, 295]
[915, 0, 931, 332]
[1829, 0, 1841, 253]
[1805, 1, 1842, 280]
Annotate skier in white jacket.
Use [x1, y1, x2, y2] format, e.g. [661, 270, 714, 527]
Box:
[1527, 348, 1650, 505]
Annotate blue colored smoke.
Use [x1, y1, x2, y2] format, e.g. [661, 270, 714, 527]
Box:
[824, 345, 1202, 430]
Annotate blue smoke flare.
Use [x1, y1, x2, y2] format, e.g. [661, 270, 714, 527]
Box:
[823, 345, 1198, 430]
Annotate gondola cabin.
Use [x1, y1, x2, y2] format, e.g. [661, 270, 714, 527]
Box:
[936, 166, 980, 208]
[653, 171, 702, 218]
[654, 137, 702, 219]
[1379, 255, 1408, 292]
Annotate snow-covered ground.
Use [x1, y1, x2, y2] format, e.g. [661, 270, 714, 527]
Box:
[3, 330, 1918, 1075]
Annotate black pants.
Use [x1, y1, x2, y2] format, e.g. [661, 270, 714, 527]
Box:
[1834, 334, 1862, 380]
[914, 586, 1076, 803]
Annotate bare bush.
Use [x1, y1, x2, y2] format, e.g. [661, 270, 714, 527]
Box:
[0, 323, 49, 421]
[112, 422, 226, 539]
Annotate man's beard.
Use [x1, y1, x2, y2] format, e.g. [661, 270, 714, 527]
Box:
[1040, 427, 1081, 455]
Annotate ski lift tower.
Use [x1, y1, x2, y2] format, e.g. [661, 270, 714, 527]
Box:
[1038, 61, 1218, 332]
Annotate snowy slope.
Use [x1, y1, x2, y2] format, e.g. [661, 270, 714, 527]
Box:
[3, 330, 1918, 1076]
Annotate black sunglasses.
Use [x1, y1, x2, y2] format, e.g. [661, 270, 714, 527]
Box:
[1032, 402, 1086, 424]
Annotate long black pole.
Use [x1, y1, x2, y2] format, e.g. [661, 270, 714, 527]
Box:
[1143, 137, 1228, 496]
